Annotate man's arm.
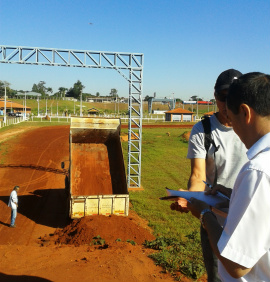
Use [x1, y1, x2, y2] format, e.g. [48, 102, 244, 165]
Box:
[171, 158, 206, 212]
[188, 199, 252, 279]
[188, 158, 206, 191]
[203, 212, 251, 278]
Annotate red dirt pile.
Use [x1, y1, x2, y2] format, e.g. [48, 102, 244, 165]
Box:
[181, 131, 191, 141]
[41, 214, 156, 247]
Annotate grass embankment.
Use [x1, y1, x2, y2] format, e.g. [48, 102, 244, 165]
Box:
[8, 98, 216, 117]
[0, 122, 204, 280]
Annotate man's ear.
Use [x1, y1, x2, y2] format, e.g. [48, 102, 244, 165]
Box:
[240, 104, 252, 124]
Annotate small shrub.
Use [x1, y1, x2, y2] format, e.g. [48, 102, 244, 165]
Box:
[126, 239, 137, 246]
[92, 235, 106, 246]
[144, 232, 204, 280]
[179, 131, 190, 143]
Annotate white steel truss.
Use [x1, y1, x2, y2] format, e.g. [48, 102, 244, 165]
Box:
[0, 45, 143, 188]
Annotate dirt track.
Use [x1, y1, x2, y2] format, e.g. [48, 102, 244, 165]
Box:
[0, 125, 197, 282]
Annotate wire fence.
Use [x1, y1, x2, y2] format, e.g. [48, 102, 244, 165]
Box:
[29, 114, 166, 123]
[0, 116, 25, 129]
[0, 113, 182, 128]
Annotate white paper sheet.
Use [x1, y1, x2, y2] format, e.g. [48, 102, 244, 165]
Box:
[165, 188, 228, 207]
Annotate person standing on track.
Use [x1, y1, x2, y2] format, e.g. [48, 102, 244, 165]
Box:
[8, 186, 20, 228]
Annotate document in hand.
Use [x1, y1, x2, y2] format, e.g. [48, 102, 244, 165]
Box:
[160, 188, 228, 207]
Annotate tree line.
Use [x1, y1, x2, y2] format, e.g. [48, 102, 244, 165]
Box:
[0, 79, 119, 101]
[1, 79, 215, 103]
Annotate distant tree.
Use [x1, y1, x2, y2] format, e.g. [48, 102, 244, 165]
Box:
[110, 88, 118, 98]
[32, 81, 49, 97]
[8, 89, 17, 98]
[58, 87, 68, 98]
[210, 98, 216, 104]
[176, 98, 183, 103]
[96, 92, 100, 97]
[144, 95, 151, 101]
[189, 95, 198, 101]
[47, 87, 53, 96]
[0, 80, 11, 96]
[66, 80, 85, 99]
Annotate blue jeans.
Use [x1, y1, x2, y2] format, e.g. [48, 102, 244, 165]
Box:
[200, 225, 221, 282]
[11, 208, 17, 226]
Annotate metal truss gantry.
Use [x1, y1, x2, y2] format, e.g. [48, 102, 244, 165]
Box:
[0, 45, 143, 189]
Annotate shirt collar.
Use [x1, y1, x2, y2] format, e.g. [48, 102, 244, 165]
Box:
[247, 132, 270, 160]
[213, 113, 233, 131]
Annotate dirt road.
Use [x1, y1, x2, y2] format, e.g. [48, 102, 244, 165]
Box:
[0, 125, 195, 282]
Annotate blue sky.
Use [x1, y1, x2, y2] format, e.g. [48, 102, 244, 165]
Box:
[1, 0, 270, 101]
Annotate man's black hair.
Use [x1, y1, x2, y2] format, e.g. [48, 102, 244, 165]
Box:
[227, 72, 270, 116]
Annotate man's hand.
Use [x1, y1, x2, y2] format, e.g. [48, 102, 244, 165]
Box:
[187, 198, 210, 219]
[206, 184, 232, 198]
[170, 197, 189, 213]
[205, 184, 231, 209]
[170, 189, 189, 213]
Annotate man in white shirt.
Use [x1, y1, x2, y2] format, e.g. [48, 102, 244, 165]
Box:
[187, 72, 270, 281]
[8, 186, 20, 228]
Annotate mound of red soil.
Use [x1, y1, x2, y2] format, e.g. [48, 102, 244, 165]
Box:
[41, 214, 156, 247]
[181, 131, 191, 141]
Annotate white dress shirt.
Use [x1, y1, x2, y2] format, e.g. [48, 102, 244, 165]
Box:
[217, 132, 270, 282]
[8, 190, 18, 209]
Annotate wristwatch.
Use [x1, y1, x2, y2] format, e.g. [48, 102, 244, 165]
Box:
[200, 209, 216, 229]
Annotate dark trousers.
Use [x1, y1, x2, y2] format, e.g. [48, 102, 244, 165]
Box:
[200, 225, 222, 282]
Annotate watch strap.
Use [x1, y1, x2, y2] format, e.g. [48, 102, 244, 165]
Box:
[200, 209, 216, 229]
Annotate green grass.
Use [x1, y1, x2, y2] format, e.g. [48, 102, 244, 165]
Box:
[122, 128, 198, 236]
[7, 98, 215, 117]
[121, 127, 204, 280]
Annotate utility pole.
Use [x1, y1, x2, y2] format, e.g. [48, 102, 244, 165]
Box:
[24, 92, 27, 120]
[4, 86, 7, 124]
[80, 91, 83, 117]
[46, 99, 48, 116]
[114, 97, 116, 117]
[37, 97, 40, 116]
